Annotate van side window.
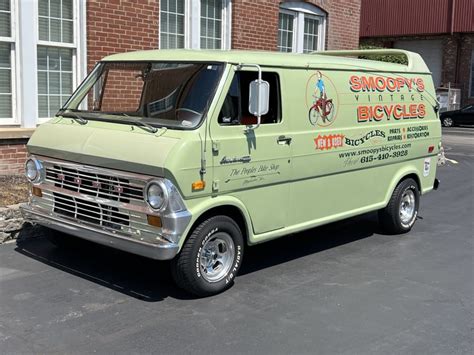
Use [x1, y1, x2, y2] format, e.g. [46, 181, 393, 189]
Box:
[219, 71, 281, 125]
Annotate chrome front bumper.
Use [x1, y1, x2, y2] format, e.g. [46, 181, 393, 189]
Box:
[21, 204, 179, 260]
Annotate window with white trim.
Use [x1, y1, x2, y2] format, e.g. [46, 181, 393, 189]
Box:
[159, 0, 231, 50]
[0, 0, 14, 123]
[37, 0, 76, 120]
[278, 2, 326, 53]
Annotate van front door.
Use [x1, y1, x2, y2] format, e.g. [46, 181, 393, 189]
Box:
[210, 70, 291, 234]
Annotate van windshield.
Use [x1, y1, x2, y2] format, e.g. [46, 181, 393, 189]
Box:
[59, 61, 225, 130]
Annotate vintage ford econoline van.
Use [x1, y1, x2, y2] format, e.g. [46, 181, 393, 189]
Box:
[21, 49, 441, 296]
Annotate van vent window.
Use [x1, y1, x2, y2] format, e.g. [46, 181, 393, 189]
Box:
[219, 71, 281, 126]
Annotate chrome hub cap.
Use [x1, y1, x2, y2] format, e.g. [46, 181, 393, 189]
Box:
[200, 233, 235, 283]
[443, 118, 453, 127]
[400, 189, 416, 225]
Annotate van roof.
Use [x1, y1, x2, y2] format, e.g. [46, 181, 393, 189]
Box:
[102, 49, 430, 74]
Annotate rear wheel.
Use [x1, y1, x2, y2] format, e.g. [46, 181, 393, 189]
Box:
[171, 215, 244, 297]
[442, 117, 454, 127]
[379, 178, 420, 234]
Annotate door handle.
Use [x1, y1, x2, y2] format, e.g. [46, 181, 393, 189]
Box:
[277, 135, 292, 145]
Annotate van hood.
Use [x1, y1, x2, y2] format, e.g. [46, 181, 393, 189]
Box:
[27, 120, 179, 177]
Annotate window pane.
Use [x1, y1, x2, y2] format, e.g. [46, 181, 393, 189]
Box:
[0, 68, 11, 94]
[0, 0, 11, 11]
[0, 42, 10, 68]
[37, 47, 73, 117]
[38, 17, 49, 41]
[50, 0, 61, 18]
[50, 18, 61, 42]
[0, 12, 10, 37]
[38, 72, 48, 94]
[278, 12, 294, 52]
[38, 96, 48, 117]
[200, 0, 223, 49]
[0, 43, 11, 118]
[218, 71, 281, 125]
[62, 20, 74, 43]
[49, 95, 60, 115]
[160, 0, 185, 49]
[38, 0, 74, 44]
[38, 0, 49, 16]
[60, 48, 72, 71]
[303, 17, 319, 53]
[62, 73, 72, 94]
[63, 0, 73, 19]
[0, 94, 12, 118]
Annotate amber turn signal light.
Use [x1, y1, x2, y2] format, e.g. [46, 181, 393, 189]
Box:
[192, 180, 206, 191]
[147, 214, 162, 228]
[32, 186, 42, 197]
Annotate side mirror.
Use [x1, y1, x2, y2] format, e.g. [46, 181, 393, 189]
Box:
[249, 79, 270, 118]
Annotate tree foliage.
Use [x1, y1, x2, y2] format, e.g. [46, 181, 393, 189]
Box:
[358, 44, 409, 65]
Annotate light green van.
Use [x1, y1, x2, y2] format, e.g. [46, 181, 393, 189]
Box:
[21, 49, 441, 296]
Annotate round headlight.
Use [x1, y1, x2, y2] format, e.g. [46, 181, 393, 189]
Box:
[146, 181, 167, 210]
[25, 159, 39, 182]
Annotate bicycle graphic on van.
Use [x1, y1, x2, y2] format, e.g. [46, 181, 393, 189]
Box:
[308, 71, 334, 126]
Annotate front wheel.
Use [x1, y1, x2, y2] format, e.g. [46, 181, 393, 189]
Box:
[171, 215, 244, 297]
[379, 178, 420, 234]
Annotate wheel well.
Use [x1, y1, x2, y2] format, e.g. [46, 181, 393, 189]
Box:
[188, 205, 249, 244]
[401, 173, 421, 191]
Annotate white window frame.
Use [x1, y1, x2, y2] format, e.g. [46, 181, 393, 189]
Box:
[36, 0, 82, 123]
[278, 9, 297, 52]
[0, 0, 17, 125]
[159, 0, 231, 50]
[279, 2, 326, 53]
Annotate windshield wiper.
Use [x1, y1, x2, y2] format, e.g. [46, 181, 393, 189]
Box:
[116, 113, 159, 133]
[57, 109, 88, 125]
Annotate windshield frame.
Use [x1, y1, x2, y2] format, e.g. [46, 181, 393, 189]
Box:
[58, 60, 226, 130]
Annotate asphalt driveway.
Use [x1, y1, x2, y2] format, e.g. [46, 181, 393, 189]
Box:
[1, 127, 473, 354]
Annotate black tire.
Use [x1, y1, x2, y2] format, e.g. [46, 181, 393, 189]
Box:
[442, 117, 454, 127]
[379, 178, 420, 234]
[44, 228, 80, 248]
[171, 215, 244, 297]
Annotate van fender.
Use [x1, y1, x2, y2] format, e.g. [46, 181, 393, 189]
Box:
[179, 195, 254, 248]
[383, 164, 421, 207]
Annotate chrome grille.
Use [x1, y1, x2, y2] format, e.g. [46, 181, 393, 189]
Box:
[53, 192, 129, 230]
[45, 165, 143, 203]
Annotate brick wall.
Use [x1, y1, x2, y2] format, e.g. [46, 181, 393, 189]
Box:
[87, 0, 360, 61]
[0, 142, 28, 176]
[87, 0, 159, 72]
[231, 0, 361, 51]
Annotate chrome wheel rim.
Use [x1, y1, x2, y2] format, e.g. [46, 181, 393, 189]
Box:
[200, 233, 235, 283]
[399, 189, 416, 225]
[443, 118, 453, 127]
